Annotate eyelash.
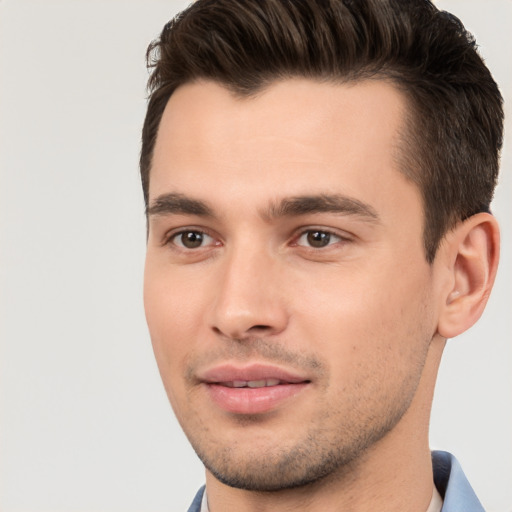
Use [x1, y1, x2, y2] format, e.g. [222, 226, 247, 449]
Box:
[164, 227, 351, 252]
[293, 229, 346, 249]
[165, 229, 219, 250]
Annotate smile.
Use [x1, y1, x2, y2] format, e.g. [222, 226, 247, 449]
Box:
[220, 379, 285, 388]
[198, 364, 311, 415]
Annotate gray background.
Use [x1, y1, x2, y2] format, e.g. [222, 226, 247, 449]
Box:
[0, 1, 510, 511]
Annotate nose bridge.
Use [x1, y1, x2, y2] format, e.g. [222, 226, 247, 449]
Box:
[210, 237, 287, 339]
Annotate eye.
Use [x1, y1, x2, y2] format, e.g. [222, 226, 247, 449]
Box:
[296, 230, 342, 248]
[171, 230, 215, 249]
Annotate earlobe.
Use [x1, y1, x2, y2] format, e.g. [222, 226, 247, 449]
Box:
[437, 213, 500, 339]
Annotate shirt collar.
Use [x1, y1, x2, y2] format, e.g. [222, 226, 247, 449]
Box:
[201, 484, 443, 512]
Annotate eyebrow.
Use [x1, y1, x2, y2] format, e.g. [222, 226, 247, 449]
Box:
[147, 192, 379, 223]
[147, 193, 215, 218]
[264, 194, 380, 222]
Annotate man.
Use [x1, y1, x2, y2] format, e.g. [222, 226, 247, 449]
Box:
[140, 0, 503, 510]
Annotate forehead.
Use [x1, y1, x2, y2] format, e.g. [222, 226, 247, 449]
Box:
[150, 78, 417, 217]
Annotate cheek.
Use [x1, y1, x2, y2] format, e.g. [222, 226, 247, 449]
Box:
[143, 264, 206, 390]
[144, 257, 207, 334]
[293, 262, 434, 377]
[144, 279, 200, 424]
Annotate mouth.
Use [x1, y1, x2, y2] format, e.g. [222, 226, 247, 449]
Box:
[198, 364, 311, 415]
[219, 378, 295, 388]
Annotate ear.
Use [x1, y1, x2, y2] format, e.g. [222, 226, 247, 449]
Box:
[437, 212, 500, 339]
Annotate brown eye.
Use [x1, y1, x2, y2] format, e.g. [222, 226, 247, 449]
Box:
[174, 230, 211, 249]
[305, 230, 332, 248]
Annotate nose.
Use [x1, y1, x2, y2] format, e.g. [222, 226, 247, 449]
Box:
[209, 244, 289, 341]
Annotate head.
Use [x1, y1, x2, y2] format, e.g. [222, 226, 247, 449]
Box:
[141, 0, 502, 497]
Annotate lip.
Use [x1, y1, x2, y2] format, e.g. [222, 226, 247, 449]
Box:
[198, 363, 311, 415]
[199, 363, 309, 384]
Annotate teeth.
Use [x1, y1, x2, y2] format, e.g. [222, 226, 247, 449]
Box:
[247, 380, 267, 388]
[221, 379, 282, 388]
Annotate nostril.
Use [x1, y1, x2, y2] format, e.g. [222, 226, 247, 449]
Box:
[250, 325, 272, 331]
[211, 324, 271, 338]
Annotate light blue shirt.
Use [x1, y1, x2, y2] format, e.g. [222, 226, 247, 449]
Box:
[433, 450, 485, 511]
[187, 451, 485, 512]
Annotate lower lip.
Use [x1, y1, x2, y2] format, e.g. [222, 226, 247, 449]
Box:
[205, 382, 309, 414]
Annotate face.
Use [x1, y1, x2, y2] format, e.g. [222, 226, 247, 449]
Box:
[144, 79, 441, 491]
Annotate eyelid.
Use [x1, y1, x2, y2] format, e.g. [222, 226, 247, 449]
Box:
[174, 231, 214, 249]
[159, 225, 353, 251]
[162, 226, 221, 249]
[291, 227, 353, 248]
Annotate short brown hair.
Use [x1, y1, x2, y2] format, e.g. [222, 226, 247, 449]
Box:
[140, 0, 503, 262]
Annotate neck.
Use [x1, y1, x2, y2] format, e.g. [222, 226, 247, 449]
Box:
[205, 336, 445, 512]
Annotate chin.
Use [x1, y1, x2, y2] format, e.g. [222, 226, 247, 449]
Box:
[189, 425, 386, 492]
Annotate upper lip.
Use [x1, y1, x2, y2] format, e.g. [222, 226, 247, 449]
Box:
[198, 363, 310, 384]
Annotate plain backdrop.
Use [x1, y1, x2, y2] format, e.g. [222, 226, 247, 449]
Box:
[0, 1, 510, 511]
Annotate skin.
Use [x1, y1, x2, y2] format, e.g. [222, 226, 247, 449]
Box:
[143, 79, 499, 512]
